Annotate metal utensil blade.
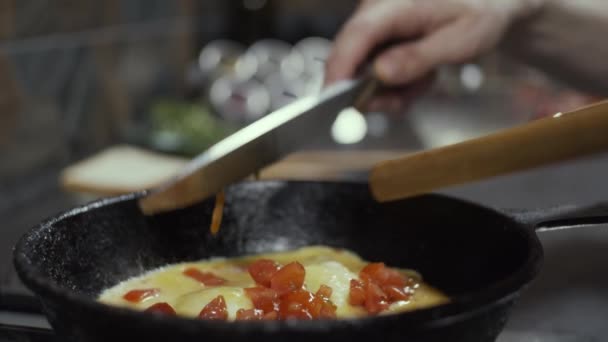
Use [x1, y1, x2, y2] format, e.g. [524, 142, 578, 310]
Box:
[138, 78, 370, 215]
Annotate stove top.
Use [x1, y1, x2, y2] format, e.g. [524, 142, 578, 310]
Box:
[0, 317, 602, 342]
[0, 317, 601, 342]
[3, 219, 607, 342]
[2, 155, 608, 341]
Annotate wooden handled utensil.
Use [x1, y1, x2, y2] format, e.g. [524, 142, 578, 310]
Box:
[138, 76, 377, 215]
[370, 100, 608, 202]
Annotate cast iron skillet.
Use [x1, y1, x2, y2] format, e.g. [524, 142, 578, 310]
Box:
[13, 181, 608, 342]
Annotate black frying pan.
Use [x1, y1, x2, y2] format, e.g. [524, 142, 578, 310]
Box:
[13, 181, 608, 342]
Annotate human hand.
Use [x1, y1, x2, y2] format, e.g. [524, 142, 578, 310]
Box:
[325, 0, 546, 113]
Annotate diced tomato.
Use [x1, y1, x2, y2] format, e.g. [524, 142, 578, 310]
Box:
[278, 290, 314, 320]
[263, 311, 279, 320]
[199, 295, 228, 320]
[278, 289, 337, 320]
[311, 285, 336, 319]
[235, 308, 279, 321]
[384, 269, 408, 287]
[236, 308, 265, 321]
[308, 296, 337, 319]
[244, 287, 279, 313]
[360, 263, 407, 288]
[319, 302, 337, 319]
[350, 263, 417, 315]
[270, 262, 305, 296]
[359, 263, 383, 282]
[364, 281, 389, 315]
[144, 302, 176, 315]
[383, 285, 411, 302]
[183, 268, 227, 286]
[348, 279, 366, 306]
[316, 285, 332, 300]
[248, 259, 281, 287]
[352, 262, 414, 315]
[122, 288, 160, 303]
[307, 296, 323, 318]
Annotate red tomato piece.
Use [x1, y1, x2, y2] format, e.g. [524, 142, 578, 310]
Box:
[308, 296, 337, 319]
[244, 287, 279, 313]
[348, 279, 366, 306]
[317, 302, 338, 319]
[270, 262, 305, 296]
[278, 290, 314, 320]
[359, 263, 383, 280]
[316, 285, 333, 300]
[123, 288, 160, 303]
[199, 295, 228, 320]
[263, 311, 279, 320]
[360, 263, 407, 288]
[144, 302, 176, 315]
[307, 296, 324, 318]
[183, 268, 227, 286]
[319, 301, 337, 319]
[248, 259, 281, 287]
[351, 263, 413, 315]
[383, 269, 408, 288]
[383, 285, 411, 302]
[236, 308, 264, 321]
[364, 281, 389, 315]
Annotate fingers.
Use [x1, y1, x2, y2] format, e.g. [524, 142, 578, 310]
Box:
[374, 42, 432, 86]
[416, 16, 490, 65]
[325, 0, 514, 116]
[356, 0, 382, 11]
[365, 72, 436, 114]
[367, 94, 406, 115]
[325, 0, 428, 85]
[374, 16, 481, 86]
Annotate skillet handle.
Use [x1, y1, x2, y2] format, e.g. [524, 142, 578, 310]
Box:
[504, 203, 608, 232]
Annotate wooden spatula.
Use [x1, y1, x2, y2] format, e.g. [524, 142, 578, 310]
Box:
[370, 99, 608, 202]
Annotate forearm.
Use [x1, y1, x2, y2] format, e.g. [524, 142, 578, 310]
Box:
[502, 0, 608, 95]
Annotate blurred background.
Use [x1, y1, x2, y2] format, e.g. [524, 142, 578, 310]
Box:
[1, 1, 607, 341]
[1, 0, 601, 207]
[0, 0, 598, 191]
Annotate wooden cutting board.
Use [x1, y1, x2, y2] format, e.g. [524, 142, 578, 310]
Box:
[60, 145, 410, 197]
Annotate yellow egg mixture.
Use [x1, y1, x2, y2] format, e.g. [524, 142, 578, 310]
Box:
[98, 246, 449, 320]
